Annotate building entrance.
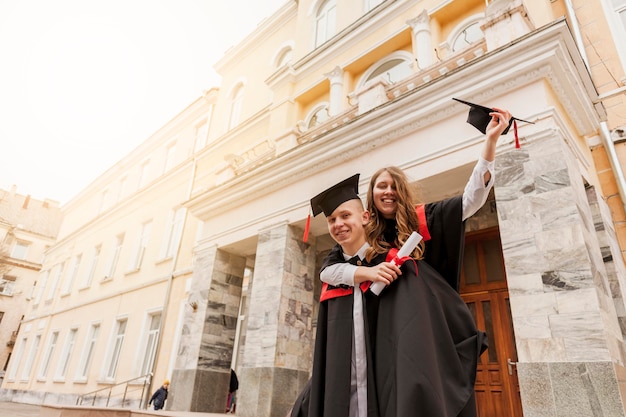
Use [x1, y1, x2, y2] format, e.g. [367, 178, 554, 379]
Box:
[460, 228, 523, 417]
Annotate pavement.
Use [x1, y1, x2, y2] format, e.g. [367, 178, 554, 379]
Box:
[0, 402, 232, 417]
[0, 401, 40, 417]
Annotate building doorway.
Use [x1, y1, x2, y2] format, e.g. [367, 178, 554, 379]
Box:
[460, 228, 523, 417]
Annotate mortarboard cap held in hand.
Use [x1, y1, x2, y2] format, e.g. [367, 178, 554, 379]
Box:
[303, 174, 361, 242]
[453, 97, 534, 148]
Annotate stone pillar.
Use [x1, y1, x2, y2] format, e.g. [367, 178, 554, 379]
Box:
[407, 9, 433, 70]
[324, 66, 344, 116]
[169, 245, 246, 412]
[237, 222, 317, 417]
[494, 134, 626, 416]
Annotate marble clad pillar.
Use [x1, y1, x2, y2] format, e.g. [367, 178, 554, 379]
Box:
[237, 222, 317, 417]
[494, 134, 626, 416]
[169, 245, 246, 412]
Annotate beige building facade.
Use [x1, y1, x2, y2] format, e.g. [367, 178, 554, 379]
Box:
[0, 188, 61, 383]
[5, 0, 626, 416]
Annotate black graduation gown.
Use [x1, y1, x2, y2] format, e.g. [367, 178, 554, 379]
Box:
[291, 196, 487, 417]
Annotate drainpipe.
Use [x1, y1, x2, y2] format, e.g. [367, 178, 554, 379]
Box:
[144, 157, 197, 409]
[563, 0, 626, 210]
[599, 122, 626, 211]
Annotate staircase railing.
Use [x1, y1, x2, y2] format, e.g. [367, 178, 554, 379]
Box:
[76, 373, 152, 409]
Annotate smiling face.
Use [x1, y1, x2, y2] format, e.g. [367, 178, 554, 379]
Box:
[326, 199, 370, 256]
[372, 170, 398, 219]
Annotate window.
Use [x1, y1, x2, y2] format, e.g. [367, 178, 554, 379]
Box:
[365, 0, 384, 12]
[117, 176, 127, 202]
[55, 328, 77, 380]
[451, 21, 484, 53]
[0, 275, 16, 296]
[7, 337, 27, 380]
[76, 323, 100, 380]
[315, 0, 337, 47]
[104, 319, 127, 379]
[160, 208, 185, 260]
[81, 246, 101, 288]
[194, 118, 209, 152]
[276, 47, 293, 68]
[33, 270, 49, 305]
[98, 189, 109, 215]
[11, 241, 29, 260]
[62, 254, 81, 295]
[105, 235, 124, 280]
[128, 221, 152, 271]
[21, 335, 41, 380]
[138, 160, 151, 189]
[360, 52, 414, 88]
[163, 141, 177, 173]
[307, 105, 330, 129]
[139, 313, 161, 377]
[46, 262, 64, 301]
[0, 311, 3, 324]
[228, 84, 244, 129]
[38, 331, 59, 380]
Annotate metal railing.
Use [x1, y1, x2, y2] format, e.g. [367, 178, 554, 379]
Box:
[76, 373, 152, 409]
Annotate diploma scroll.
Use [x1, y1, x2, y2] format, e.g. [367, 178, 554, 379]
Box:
[370, 231, 423, 296]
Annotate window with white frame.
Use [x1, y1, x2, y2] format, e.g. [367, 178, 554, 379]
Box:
[307, 104, 330, 129]
[55, 328, 78, 380]
[362, 56, 413, 86]
[98, 189, 109, 215]
[76, 323, 100, 380]
[163, 141, 177, 173]
[117, 176, 127, 202]
[104, 235, 124, 280]
[128, 221, 152, 271]
[194, 118, 209, 152]
[160, 208, 185, 260]
[365, 0, 384, 12]
[33, 270, 49, 305]
[0, 275, 16, 296]
[46, 262, 64, 301]
[315, 0, 337, 47]
[38, 331, 59, 380]
[139, 313, 161, 378]
[138, 160, 151, 189]
[11, 240, 29, 260]
[451, 21, 484, 53]
[21, 334, 41, 380]
[228, 84, 244, 130]
[7, 337, 27, 380]
[609, 0, 626, 62]
[81, 245, 101, 288]
[61, 254, 81, 295]
[276, 47, 293, 68]
[104, 319, 127, 379]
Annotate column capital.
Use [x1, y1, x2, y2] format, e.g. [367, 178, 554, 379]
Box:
[324, 66, 344, 84]
[406, 9, 429, 32]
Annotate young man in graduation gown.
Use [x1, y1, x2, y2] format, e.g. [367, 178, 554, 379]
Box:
[291, 174, 486, 417]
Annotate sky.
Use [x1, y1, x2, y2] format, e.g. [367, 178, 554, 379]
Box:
[0, 0, 286, 205]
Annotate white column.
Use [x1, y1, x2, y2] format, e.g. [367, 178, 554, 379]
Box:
[407, 10, 433, 70]
[324, 66, 344, 116]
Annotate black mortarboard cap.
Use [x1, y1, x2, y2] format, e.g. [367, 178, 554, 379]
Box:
[310, 174, 361, 217]
[453, 98, 533, 135]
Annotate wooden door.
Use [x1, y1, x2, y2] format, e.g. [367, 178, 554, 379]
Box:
[460, 229, 523, 417]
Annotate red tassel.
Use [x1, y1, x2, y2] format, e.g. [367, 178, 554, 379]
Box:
[303, 214, 311, 243]
[514, 120, 520, 149]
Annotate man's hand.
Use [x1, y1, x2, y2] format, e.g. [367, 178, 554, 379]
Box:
[354, 262, 402, 285]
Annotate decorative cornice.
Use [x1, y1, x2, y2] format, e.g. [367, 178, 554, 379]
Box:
[185, 19, 602, 222]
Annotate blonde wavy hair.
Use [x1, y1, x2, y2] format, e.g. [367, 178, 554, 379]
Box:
[365, 166, 425, 262]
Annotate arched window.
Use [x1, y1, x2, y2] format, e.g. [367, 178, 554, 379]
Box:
[306, 104, 330, 129]
[451, 21, 484, 53]
[315, 0, 336, 47]
[276, 47, 293, 68]
[359, 52, 413, 88]
[228, 84, 244, 129]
